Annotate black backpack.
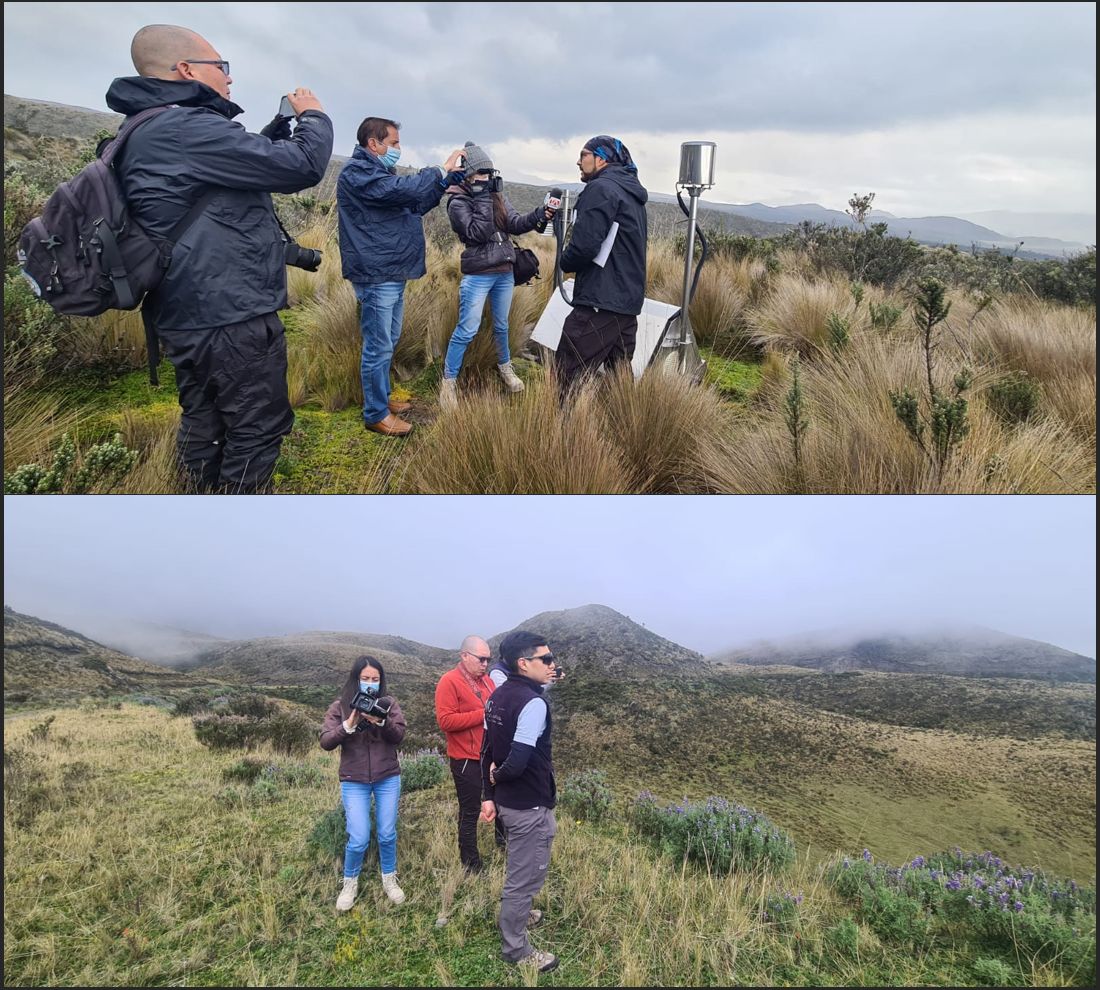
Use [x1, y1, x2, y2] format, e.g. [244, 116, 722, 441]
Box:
[17, 106, 215, 382]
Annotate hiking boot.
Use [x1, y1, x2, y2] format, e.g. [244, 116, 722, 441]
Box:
[335, 876, 358, 912]
[498, 361, 525, 393]
[439, 377, 458, 411]
[527, 908, 544, 929]
[381, 871, 406, 904]
[518, 948, 558, 973]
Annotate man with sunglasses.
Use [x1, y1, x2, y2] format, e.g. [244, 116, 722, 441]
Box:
[104, 24, 333, 493]
[479, 630, 561, 973]
[434, 635, 505, 873]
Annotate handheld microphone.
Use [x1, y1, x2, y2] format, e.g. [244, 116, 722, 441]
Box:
[534, 188, 564, 233]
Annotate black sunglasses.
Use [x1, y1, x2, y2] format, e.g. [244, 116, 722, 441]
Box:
[463, 651, 491, 663]
[521, 653, 556, 666]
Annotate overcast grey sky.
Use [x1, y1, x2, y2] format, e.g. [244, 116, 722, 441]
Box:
[3, 2, 1095, 226]
[3, 496, 1095, 657]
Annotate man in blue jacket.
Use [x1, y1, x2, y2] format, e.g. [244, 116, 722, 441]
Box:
[338, 119, 465, 436]
[558, 136, 649, 398]
[108, 24, 333, 492]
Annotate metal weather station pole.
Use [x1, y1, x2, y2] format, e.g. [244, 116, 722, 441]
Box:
[675, 141, 716, 378]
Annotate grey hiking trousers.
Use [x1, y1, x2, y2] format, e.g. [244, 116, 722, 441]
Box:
[497, 805, 557, 962]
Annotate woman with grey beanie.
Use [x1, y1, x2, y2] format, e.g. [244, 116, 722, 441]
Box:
[439, 141, 554, 409]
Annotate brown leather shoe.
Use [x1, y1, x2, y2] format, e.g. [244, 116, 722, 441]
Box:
[388, 398, 412, 414]
[365, 413, 413, 437]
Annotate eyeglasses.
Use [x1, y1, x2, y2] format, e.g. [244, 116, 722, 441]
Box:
[579, 150, 595, 159]
[463, 651, 491, 663]
[521, 653, 556, 666]
[174, 59, 231, 77]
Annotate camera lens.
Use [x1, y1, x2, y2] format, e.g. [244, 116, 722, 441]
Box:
[284, 241, 322, 272]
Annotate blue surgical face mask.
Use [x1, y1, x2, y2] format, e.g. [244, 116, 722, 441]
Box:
[359, 680, 379, 695]
[380, 146, 401, 169]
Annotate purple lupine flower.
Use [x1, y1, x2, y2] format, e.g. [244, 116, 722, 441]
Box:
[863, 849, 873, 862]
[946, 879, 962, 891]
[1014, 901, 1025, 912]
[911, 856, 925, 868]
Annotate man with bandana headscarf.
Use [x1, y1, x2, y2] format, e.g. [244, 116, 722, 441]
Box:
[557, 135, 648, 397]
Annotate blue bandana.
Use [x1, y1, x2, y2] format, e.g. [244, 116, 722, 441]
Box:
[583, 135, 638, 173]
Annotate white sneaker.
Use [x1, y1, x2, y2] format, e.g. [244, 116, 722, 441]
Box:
[498, 362, 525, 393]
[381, 871, 406, 904]
[336, 876, 358, 912]
[439, 377, 458, 411]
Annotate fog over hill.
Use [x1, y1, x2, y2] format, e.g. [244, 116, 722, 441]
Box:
[709, 624, 1096, 683]
[2, 606, 212, 701]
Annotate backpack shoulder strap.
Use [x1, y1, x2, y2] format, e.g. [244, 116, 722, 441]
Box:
[98, 105, 177, 166]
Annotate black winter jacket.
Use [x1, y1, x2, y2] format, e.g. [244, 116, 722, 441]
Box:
[337, 146, 448, 284]
[105, 77, 333, 331]
[447, 189, 543, 275]
[560, 165, 649, 316]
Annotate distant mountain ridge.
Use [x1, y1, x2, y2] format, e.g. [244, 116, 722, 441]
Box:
[709, 626, 1095, 683]
[6, 93, 1090, 257]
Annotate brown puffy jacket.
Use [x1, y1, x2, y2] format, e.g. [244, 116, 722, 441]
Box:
[320, 696, 407, 783]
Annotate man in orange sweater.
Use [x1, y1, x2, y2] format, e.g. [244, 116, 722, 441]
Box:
[435, 634, 505, 872]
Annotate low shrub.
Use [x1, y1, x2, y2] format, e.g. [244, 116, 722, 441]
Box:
[399, 748, 446, 792]
[630, 792, 797, 873]
[559, 768, 614, 823]
[828, 848, 1096, 982]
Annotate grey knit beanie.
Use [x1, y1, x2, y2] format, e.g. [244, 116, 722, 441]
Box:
[462, 140, 494, 173]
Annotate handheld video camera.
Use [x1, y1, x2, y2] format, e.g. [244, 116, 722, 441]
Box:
[352, 690, 393, 722]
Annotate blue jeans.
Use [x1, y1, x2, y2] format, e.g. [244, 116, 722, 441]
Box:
[443, 272, 515, 380]
[341, 775, 401, 878]
[354, 281, 406, 424]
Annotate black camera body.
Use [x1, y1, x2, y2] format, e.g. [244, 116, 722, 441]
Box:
[488, 174, 504, 193]
[352, 690, 392, 722]
[285, 240, 323, 272]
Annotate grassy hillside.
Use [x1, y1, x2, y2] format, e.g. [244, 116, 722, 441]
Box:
[2, 606, 218, 705]
[4, 705, 1094, 987]
[702, 666, 1096, 740]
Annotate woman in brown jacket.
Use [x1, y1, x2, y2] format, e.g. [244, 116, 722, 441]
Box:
[320, 656, 407, 912]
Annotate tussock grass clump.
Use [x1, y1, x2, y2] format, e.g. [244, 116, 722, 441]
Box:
[971, 297, 1097, 443]
[747, 273, 864, 355]
[293, 281, 362, 411]
[705, 335, 1095, 494]
[398, 374, 634, 493]
[2, 387, 83, 473]
[599, 364, 737, 493]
